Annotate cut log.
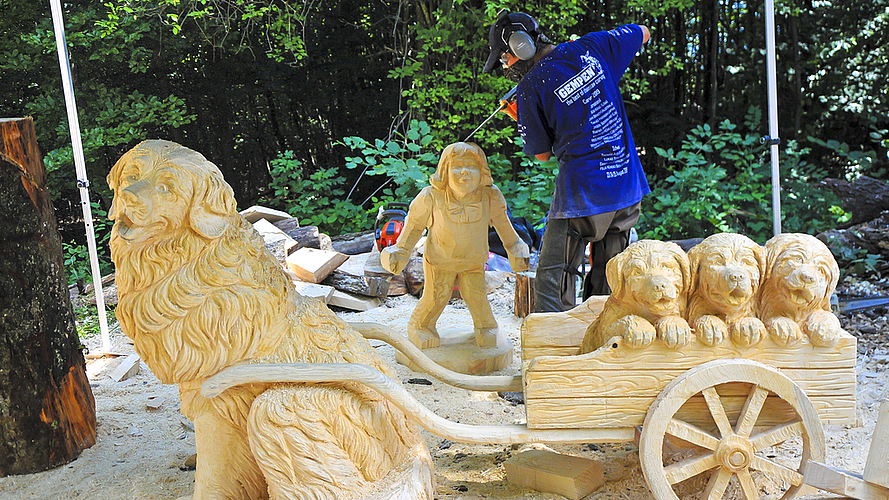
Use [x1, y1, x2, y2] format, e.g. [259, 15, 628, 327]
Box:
[402, 255, 425, 296]
[818, 214, 889, 276]
[272, 220, 333, 251]
[821, 176, 889, 227]
[0, 117, 96, 475]
[514, 271, 535, 318]
[285, 247, 348, 283]
[321, 270, 390, 298]
[330, 230, 376, 255]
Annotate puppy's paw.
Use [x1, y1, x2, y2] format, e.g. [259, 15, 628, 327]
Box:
[657, 316, 691, 349]
[607, 315, 655, 349]
[768, 317, 802, 346]
[693, 315, 727, 346]
[730, 317, 766, 347]
[805, 310, 841, 347]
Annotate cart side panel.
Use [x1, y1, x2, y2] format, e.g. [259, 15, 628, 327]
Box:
[523, 333, 857, 429]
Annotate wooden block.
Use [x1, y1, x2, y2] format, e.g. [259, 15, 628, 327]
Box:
[286, 247, 348, 283]
[514, 271, 535, 318]
[110, 353, 140, 382]
[291, 281, 335, 303]
[804, 460, 889, 500]
[328, 290, 382, 311]
[865, 399, 889, 488]
[239, 205, 293, 224]
[504, 449, 605, 500]
[253, 218, 297, 258]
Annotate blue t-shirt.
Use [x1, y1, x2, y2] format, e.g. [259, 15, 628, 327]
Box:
[517, 24, 650, 219]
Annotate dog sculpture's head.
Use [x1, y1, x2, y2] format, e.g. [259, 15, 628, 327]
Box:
[762, 233, 838, 313]
[107, 140, 237, 248]
[688, 233, 764, 313]
[608, 239, 690, 317]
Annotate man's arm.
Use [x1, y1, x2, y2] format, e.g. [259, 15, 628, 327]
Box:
[535, 152, 552, 162]
[640, 25, 651, 44]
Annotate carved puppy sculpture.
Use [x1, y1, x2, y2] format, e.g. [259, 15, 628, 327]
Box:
[580, 240, 691, 353]
[687, 233, 766, 347]
[759, 233, 842, 347]
[108, 141, 433, 500]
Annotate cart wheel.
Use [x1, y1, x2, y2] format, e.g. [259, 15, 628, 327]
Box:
[639, 359, 825, 500]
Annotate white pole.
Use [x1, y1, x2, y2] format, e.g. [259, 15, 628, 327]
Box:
[49, 0, 112, 353]
[765, 0, 782, 236]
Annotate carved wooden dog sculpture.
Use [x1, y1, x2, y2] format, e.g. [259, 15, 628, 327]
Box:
[759, 232, 842, 347]
[580, 240, 691, 353]
[687, 233, 766, 347]
[108, 140, 433, 500]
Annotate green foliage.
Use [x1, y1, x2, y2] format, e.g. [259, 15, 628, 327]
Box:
[73, 305, 104, 340]
[340, 120, 440, 202]
[261, 151, 367, 235]
[640, 109, 848, 242]
[489, 137, 557, 224]
[61, 202, 114, 286]
[808, 136, 886, 180]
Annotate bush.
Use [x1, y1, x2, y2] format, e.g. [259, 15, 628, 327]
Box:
[639, 109, 848, 242]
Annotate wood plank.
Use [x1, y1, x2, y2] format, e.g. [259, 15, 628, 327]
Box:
[110, 353, 141, 382]
[504, 449, 604, 500]
[239, 205, 292, 224]
[328, 290, 382, 311]
[285, 247, 348, 283]
[804, 460, 889, 500]
[520, 296, 607, 360]
[524, 333, 857, 372]
[864, 399, 889, 488]
[525, 394, 856, 429]
[524, 368, 856, 400]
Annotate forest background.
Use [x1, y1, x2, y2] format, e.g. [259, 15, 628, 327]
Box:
[2, 0, 888, 285]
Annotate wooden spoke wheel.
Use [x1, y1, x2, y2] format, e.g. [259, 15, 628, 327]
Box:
[639, 359, 825, 500]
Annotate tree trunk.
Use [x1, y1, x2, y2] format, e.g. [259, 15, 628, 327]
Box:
[0, 117, 96, 476]
[821, 176, 889, 227]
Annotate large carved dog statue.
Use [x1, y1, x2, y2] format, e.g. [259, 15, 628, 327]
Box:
[759, 232, 842, 347]
[687, 232, 766, 347]
[108, 140, 434, 500]
[579, 239, 691, 353]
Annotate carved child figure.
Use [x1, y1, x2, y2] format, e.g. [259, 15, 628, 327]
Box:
[381, 142, 530, 349]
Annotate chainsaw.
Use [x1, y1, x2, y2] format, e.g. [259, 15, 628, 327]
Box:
[374, 202, 410, 251]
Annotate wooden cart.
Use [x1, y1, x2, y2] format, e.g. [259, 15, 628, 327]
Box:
[202, 298, 881, 500]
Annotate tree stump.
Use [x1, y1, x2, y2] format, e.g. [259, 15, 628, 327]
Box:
[0, 117, 96, 476]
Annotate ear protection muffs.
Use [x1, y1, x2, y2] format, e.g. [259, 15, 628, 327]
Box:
[508, 29, 537, 61]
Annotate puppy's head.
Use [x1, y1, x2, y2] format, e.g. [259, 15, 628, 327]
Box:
[688, 233, 764, 311]
[763, 233, 838, 312]
[108, 140, 236, 245]
[608, 240, 690, 316]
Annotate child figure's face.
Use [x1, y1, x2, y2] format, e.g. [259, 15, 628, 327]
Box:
[448, 156, 481, 197]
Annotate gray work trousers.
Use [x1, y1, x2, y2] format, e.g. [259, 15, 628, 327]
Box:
[533, 203, 641, 312]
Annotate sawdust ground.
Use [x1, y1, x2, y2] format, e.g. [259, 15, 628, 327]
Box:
[0, 275, 885, 500]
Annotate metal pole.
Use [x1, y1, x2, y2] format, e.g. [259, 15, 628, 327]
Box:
[49, 0, 111, 353]
[765, 0, 782, 236]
